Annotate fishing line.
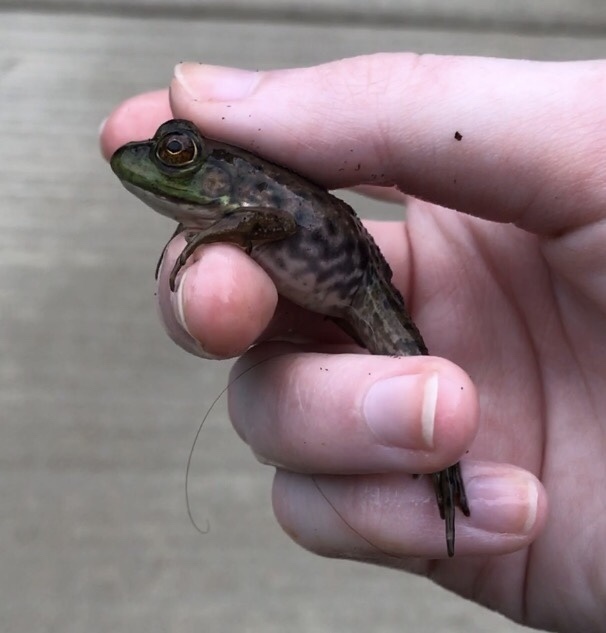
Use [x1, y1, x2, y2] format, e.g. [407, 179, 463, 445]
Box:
[309, 475, 398, 560]
[185, 350, 396, 559]
[185, 351, 294, 534]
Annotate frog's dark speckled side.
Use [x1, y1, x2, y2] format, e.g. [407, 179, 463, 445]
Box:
[111, 119, 469, 556]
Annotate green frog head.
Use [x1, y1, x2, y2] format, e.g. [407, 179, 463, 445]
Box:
[110, 119, 236, 225]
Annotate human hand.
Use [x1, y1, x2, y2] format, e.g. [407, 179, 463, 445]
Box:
[101, 54, 606, 632]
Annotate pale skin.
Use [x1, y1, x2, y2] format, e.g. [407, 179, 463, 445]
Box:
[101, 54, 606, 632]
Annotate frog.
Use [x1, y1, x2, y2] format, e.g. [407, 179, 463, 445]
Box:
[111, 118, 469, 556]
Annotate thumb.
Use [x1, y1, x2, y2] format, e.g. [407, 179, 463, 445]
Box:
[170, 55, 606, 236]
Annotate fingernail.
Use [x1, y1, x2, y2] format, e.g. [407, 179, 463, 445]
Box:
[174, 63, 261, 102]
[363, 373, 438, 450]
[469, 472, 539, 534]
[171, 267, 193, 337]
[159, 267, 220, 360]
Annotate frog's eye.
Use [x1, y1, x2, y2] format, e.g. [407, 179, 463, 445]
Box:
[156, 132, 199, 167]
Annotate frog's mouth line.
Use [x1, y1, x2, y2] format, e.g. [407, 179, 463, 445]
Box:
[120, 181, 223, 226]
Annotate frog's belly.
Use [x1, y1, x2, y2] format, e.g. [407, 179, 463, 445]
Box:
[252, 242, 364, 316]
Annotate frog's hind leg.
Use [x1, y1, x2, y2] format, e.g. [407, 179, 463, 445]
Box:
[432, 462, 469, 557]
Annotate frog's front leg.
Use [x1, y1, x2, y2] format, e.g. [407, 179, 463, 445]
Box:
[168, 207, 297, 291]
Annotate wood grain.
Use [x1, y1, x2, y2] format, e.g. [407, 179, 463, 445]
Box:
[4, 0, 606, 36]
[2, 8, 604, 633]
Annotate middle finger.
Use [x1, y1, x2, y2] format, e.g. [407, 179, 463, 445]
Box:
[229, 344, 479, 475]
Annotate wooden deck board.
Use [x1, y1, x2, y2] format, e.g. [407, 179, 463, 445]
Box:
[6, 0, 606, 35]
[2, 9, 604, 633]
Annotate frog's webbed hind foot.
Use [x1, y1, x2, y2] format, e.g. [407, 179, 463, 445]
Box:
[432, 462, 469, 557]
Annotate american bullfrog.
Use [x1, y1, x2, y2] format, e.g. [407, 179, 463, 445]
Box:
[110, 118, 469, 556]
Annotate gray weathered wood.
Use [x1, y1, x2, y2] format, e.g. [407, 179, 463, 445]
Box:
[2, 8, 604, 633]
[5, 0, 606, 35]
